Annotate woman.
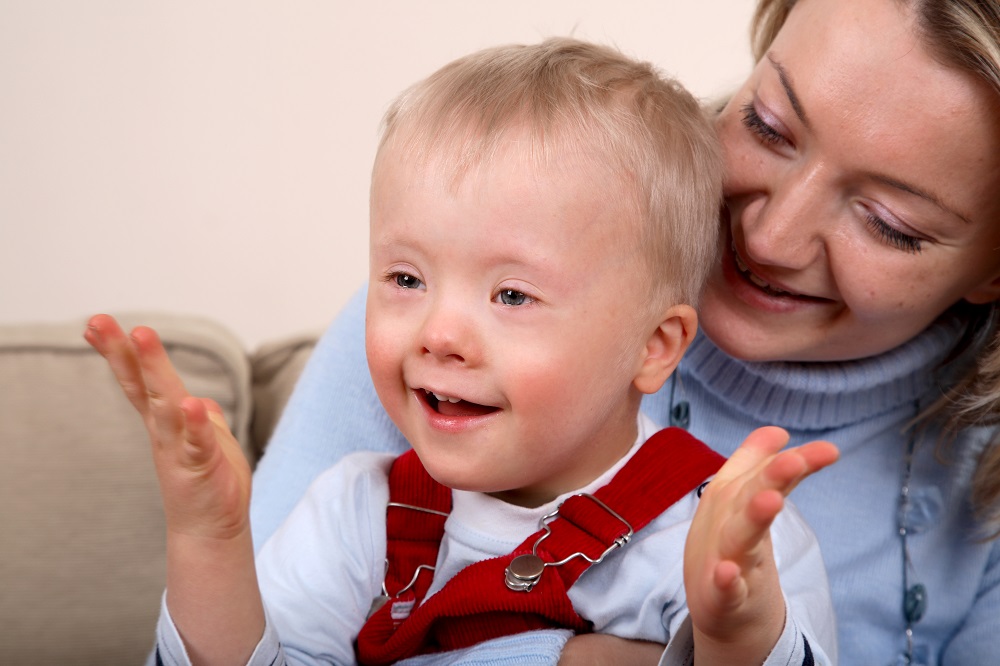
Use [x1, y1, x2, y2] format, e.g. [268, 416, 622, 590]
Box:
[251, 0, 1000, 663]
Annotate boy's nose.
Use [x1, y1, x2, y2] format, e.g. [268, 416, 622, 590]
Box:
[418, 301, 478, 365]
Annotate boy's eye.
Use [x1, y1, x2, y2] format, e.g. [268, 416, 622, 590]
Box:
[496, 289, 530, 306]
[393, 272, 423, 289]
[740, 102, 787, 146]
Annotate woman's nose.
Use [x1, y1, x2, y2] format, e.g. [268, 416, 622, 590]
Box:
[742, 163, 829, 270]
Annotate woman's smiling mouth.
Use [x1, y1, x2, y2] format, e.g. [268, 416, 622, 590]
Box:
[732, 244, 798, 297]
[729, 240, 833, 304]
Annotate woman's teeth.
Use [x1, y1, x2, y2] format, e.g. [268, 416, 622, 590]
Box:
[426, 390, 462, 404]
[733, 246, 795, 297]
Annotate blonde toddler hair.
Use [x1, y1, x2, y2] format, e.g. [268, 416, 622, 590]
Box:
[371, 37, 723, 313]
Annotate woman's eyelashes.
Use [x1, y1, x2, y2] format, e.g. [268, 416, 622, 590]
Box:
[741, 102, 788, 146]
[863, 212, 923, 254]
[739, 98, 926, 255]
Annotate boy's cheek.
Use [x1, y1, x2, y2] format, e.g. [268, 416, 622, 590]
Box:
[364, 323, 399, 379]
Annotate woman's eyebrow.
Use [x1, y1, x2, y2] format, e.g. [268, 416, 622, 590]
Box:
[872, 174, 973, 225]
[767, 54, 810, 129]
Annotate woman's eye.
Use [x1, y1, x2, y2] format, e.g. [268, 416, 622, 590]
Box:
[391, 272, 423, 289]
[496, 289, 531, 306]
[864, 212, 922, 254]
[740, 102, 787, 146]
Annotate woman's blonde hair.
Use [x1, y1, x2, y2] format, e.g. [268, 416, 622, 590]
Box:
[372, 38, 723, 312]
[753, 0, 1000, 536]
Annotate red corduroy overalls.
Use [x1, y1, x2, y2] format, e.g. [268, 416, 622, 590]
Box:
[355, 427, 724, 665]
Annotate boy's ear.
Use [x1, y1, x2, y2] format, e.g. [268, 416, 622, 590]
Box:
[633, 304, 698, 395]
[964, 269, 1000, 305]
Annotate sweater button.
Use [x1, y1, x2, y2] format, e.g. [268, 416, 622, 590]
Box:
[670, 401, 690, 429]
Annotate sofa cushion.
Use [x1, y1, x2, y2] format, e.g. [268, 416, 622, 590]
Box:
[0, 313, 252, 665]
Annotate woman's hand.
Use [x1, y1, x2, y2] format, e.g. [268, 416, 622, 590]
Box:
[558, 634, 665, 665]
[684, 427, 838, 665]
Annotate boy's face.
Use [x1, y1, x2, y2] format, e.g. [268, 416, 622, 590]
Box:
[366, 140, 660, 507]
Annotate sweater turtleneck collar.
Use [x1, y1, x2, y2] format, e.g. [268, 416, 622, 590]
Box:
[678, 314, 968, 431]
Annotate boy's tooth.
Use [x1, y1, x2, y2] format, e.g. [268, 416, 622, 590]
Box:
[432, 392, 461, 403]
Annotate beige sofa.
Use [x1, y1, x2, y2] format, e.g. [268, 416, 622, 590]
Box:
[0, 313, 318, 665]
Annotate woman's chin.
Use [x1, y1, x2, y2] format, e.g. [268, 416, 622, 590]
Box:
[698, 311, 782, 362]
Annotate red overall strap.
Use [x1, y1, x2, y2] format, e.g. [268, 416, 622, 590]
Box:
[382, 450, 451, 607]
[355, 427, 725, 666]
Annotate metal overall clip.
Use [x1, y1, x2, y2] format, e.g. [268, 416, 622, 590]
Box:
[504, 493, 633, 592]
[368, 501, 450, 619]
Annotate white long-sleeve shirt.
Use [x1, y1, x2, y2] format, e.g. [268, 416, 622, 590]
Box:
[157, 414, 836, 665]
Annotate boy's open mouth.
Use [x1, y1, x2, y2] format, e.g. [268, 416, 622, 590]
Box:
[421, 389, 499, 418]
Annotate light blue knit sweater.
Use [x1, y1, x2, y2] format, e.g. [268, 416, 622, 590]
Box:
[250, 287, 1000, 666]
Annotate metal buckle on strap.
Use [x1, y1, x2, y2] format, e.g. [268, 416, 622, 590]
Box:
[369, 501, 450, 618]
[504, 493, 633, 592]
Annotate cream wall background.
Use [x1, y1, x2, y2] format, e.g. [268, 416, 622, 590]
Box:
[0, 1, 755, 349]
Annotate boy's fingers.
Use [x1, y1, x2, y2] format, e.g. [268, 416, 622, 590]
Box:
[721, 435, 839, 502]
[719, 489, 784, 561]
[129, 326, 188, 392]
[713, 439, 838, 562]
[740, 426, 791, 456]
[84, 314, 151, 415]
[130, 326, 191, 406]
[180, 396, 218, 467]
[201, 398, 224, 417]
[712, 560, 745, 601]
[203, 399, 236, 446]
[798, 441, 840, 473]
[129, 326, 193, 446]
[762, 441, 840, 496]
[200, 398, 234, 433]
[715, 427, 790, 483]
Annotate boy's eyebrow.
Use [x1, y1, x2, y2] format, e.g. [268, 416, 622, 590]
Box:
[766, 54, 809, 129]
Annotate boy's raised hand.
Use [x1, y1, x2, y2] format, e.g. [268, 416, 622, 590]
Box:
[84, 314, 252, 540]
[684, 427, 838, 665]
[86, 315, 265, 664]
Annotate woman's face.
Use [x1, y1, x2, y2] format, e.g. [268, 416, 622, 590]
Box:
[701, 0, 1000, 362]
